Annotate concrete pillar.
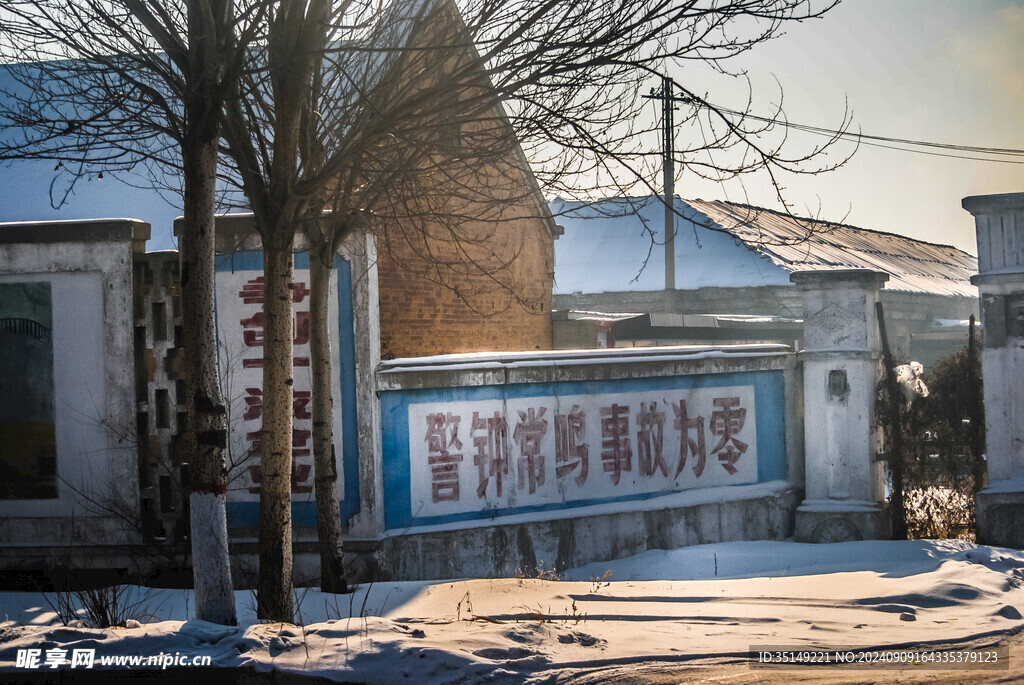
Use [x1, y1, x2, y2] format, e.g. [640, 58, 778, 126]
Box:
[791, 269, 891, 542]
[963, 192, 1024, 547]
[346, 231, 385, 541]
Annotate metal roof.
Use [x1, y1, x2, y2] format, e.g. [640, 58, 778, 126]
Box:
[683, 200, 978, 297]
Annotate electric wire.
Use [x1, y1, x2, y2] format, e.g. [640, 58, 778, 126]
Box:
[672, 96, 1024, 164]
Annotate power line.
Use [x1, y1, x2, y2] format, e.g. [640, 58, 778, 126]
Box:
[669, 95, 1024, 165]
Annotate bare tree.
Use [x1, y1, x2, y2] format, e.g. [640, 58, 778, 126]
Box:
[215, 0, 849, 621]
[0, 0, 273, 625]
[2, 0, 850, 623]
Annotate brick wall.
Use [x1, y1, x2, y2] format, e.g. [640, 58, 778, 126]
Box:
[377, 209, 554, 358]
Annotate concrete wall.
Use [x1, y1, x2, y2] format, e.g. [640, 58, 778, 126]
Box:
[0, 220, 149, 569]
[379, 484, 800, 579]
[373, 345, 804, 579]
[132, 250, 186, 543]
[791, 270, 890, 543]
[0, 218, 913, 583]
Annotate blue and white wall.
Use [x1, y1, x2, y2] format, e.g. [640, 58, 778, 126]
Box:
[211, 250, 361, 531]
[375, 346, 803, 579]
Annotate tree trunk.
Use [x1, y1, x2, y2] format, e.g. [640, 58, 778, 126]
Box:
[181, 136, 237, 626]
[310, 246, 347, 593]
[257, 239, 296, 622]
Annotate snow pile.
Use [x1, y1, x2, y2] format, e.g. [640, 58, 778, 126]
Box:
[1, 540, 1023, 683]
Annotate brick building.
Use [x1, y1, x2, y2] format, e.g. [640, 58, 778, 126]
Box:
[369, 0, 560, 358]
[377, 211, 556, 359]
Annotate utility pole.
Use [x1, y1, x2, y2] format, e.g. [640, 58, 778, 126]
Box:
[661, 75, 675, 293]
[643, 75, 678, 308]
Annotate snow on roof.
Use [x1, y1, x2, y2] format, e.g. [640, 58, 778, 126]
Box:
[552, 196, 978, 297]
[379, 342, 791, 374]
[552, 196, 792, 295]
[687, 199, 978, 297]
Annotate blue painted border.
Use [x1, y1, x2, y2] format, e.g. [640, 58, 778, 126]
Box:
[215, 250, 360, 528]
[380, 370, 787, 530]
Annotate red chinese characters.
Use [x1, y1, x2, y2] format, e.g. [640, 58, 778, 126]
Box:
[245, 410, 316, 496]
[425, 413, 464, 503]
[554, 405, 588, 487]
[238, 276, 310, 305]
[237, 273, 316, 496]
[237, 277, 312, 368]
[244, 431, 315, 494]
[710, 397, 748, 475]
[672, 399, 707, 478]
[242, 388, 311, 422]
[600, 403, 632, 485]
[513, 408, 548, 495]
[636, 402, 668, 477]
[471, 411, 508, 498]
[416, 391, 753, 511]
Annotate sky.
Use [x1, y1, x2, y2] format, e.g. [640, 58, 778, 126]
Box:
[669, 0, 1024, 253]
[1, 1, 1020, 255]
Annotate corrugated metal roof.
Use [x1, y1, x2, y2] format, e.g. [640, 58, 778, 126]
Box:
[683, 200, 978, 297]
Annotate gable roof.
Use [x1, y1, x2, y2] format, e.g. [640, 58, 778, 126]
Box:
[552, 196, 978, 297]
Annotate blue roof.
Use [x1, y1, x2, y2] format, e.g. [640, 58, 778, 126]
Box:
[551, 197, 791, 295]
[0, 158, 182, 250]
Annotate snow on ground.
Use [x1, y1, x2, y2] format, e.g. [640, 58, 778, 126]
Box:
[2, 540, 1024, 683]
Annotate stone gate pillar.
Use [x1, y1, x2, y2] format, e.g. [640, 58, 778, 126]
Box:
[963, 192, 1024, 547]
[791, 269, 891, 542]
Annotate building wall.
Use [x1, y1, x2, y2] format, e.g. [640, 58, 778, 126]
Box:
[4, 218, 918, 583]
[372, 0, 556, 359]
[0, 220, 149, 563]
[376, 210, 554, 359]
[131, 251, 187, 545]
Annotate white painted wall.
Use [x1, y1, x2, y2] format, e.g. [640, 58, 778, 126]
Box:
[975, 279, 1024, 483]
[214, 263, 344, 504]
[0, 229, 141, 547]
[405, 385, 760, 520]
